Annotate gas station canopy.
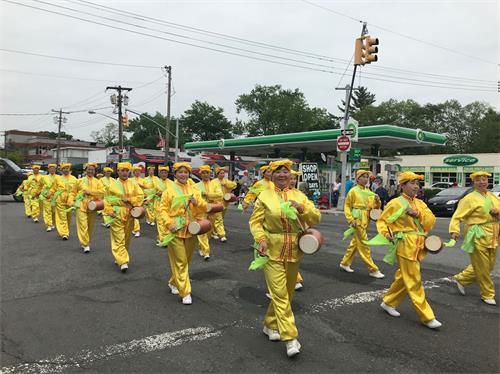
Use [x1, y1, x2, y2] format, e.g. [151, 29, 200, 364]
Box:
[184, 125, 446, 155]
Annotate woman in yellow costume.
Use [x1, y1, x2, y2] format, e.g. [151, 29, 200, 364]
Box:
[376, 172, 441, 329]
[26, 165, 44, 223]
[152, 166, 172, 246]
[68, 163, 105, 253]
[143, 165, 159, 226]
[450, 171, 499, 305]
[159, 162, 207, 304]
[15, 172, 33, 218]
[212, 167, 236, 242]
[340, 169, 384, 279]
[39, 163, 58, 232]
[249, 159, 321, 357]
[50, 163, 77, 240]
[289, 170, 305, 291]
[131, 166, 145, 238]
[103, 162, 144, 272]
[243, 164, 273, 210]
[194, 165, 223, 260]
[100, 167, 115, 227]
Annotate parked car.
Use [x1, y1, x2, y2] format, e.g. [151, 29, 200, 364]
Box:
[490, 185, 500, 198]
[430, 182, 453, 190]
[0, 158, 29, 202]
[427, 187, 472, 216]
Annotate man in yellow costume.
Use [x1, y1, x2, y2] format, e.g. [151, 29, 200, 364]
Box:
[340, 170, 384, 278]
[450, 171, 499, 305]
[143, 165, 159, 226]
[159, 162, 207, 305]
[194, 165, 223, 260]
[100, 166, 115, 228]
[131, 166, 145, 238]
[15, 172, 33, 218]
[39, 163, 58, 232]
[243, 164, 273, 210]
[27, 165, 44, 223]
[250, 160, 320, 357]
[103, 162, 144, 272]
[68, 163, 105, 253]
[51, 163, 77, 240]
[377, 172, 441, 329]
[213, 167, 236, 242]
[153, 166, 173, 246]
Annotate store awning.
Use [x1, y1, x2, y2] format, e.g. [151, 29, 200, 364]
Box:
[184, 125, 446, 156]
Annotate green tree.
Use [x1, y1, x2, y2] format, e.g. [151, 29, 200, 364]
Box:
[90, 122, 120, 146]
[338, 86, 376, 116]
[45, 131, 73, 140]
[127, 112, 167, 149]
[0, 149, 23, 164]
[180, 101, 232, 143]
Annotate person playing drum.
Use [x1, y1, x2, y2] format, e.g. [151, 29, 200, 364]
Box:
[212, 167, 236, 243]
[289, 169, 305, 291]
[159, 162, 207, 305]
[50, 163, 77, 240]
[103, 162, 144, 272]
[194, 165, 223, 260]
[100, 167, 115, 227]
[249, 159, 320, 357]
[243, 164, 273, 210]
[378, 172, 442, 329]
[40, 163, 58, 232]
[131, 166, 146, 238]
[449, 171, 500, 305]
[143, 165, 159, 226]
[26, 164, 44, 223]
[153, 166, 173, 246]
[340, 170, 384, 278]
[15, 172, 33, 218]
[68, 163, 105, 253]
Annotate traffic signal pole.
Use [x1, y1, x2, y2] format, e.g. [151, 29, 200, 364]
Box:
[106, 85, 132, 162]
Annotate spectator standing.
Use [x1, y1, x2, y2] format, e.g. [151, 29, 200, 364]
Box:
[332, 176, 341, 207]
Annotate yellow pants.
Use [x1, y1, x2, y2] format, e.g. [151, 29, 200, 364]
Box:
[146, 204, 155, 223]
[209, 212, 225, 237]
[42, 199, 55, 228]
[30, 198, 41, 220]
[110, 216, 134, 266]
[296, 272, 303, 284]
[133, 219, 140, 233]
[155, 202, 166, 241]
[197, 233, 210, 257]
[76, 209, 97, 247]
[264, 259, 300, 341]
[455, 244, 497, 300]
[341, 226, 379, 272]
[55, 201, 72, 237]
[383, 255, 435, 322]
[23, 195, 32, 217]
[167, 236, 196, 297]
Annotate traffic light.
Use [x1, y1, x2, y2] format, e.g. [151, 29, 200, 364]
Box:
[122, 114, 129, 128]
[354, 36, 379, 66]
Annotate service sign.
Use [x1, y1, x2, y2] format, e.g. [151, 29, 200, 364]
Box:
[443, 155, 478, 166]
[300, 162, 320, 192]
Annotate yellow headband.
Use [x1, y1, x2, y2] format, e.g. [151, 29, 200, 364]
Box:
[85, 162, 97, 169]
[173, 162, 192, 172]
[103, 167, 113, 172]
[96, 173, 104, 178]
[291, 170, 301, 176]
[117, 162, 132, 170]
[215, 167, 226, 175]
[147, 165, 156, 170]
[398, 171, 424, 184]
[132, 166, 142, 171]
[199, 165, 211, 173]
[269, 159, 293, 172]
[259, 165, 269, 173]
[60, 163, 71, 169]
[470, 171, 491, 181]
[158, 166, 169, 172]
[47, 163, 57, 168]
[31, 164, 41, 169]
[356, 169, 371, 179]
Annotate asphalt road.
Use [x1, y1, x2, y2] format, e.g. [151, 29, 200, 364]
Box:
[1, 197, 499, 373]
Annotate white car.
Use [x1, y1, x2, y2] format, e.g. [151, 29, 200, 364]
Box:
[430, 182, 453, 190]
[490, 185, 500, 197]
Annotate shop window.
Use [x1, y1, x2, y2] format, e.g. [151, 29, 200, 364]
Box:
[432, 172, 457, 184]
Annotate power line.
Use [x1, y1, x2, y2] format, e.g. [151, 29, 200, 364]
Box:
[0, 112, 52, 116]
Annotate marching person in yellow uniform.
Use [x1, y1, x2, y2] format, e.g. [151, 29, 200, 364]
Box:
[27, 165, 44, 223]
[449, 171, 499, 305]
[131, 166, 146, 238]
[100, 167, 115, 227]
[376, 172, 441, 329]
[50, 163, 77, 240]
[213, 167, 236, 242]
[249, 160, 321, 357]
[340, 170, 384, 278]
[15, 172, 33, 218]
[243, 164, 273, 210]
[143, 165, 159, 226]
[103, 162, 144, 272]
[152, 166, 173, 246]
[40, 163, 58, 232]
[159, 162, 207, 305]
[68, 163, 105, 253]
[289, 170, 305, 291]
[194, 165, 223, 260]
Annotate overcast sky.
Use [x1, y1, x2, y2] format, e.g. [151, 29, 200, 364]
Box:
[1, 0, 498, 144]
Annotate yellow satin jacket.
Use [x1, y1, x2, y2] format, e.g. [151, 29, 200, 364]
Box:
[68, 176, 105, 212]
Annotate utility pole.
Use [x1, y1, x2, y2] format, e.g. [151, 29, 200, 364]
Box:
[51, 109, 69, 166]
[175, 118, 179, 162]
[106, 85, 132, 162]
[164, 65, 172, 164]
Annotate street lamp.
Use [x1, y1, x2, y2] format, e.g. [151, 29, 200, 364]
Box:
[88, 110, 118, 122]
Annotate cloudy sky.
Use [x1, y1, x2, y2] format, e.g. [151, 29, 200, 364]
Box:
[0, 0, 498, 144]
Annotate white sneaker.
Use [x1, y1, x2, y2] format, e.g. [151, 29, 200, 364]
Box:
[168, 283, 179, 295]
[134, 232, 140, 238]
[263, 326, 280, 341]
[285, 339, 301, 357]
[62, 235, 69, 240]
[424, 319, 442, 329]
[182, 294, 192, 305]
[120, 263, 128, 273]
[483, 299, 497, 306]
[204, 255, 210, 261]
[82, 246, 90, 253]
[146, 221, 151, 225]
[106, 224, 111, 228]
[151, 222, 156, 226]
[101, 222, 107, 227]
[453, 278, 466, 295]
[46, 226, 53, 232]
[369, 271, 385, 279]
[340, 264, 354, 273]
[295, 283, 303, 291]
[265, 293, 272, 300]
[212, 235, 219, 240]
[220, 237, 227, 242]
[33, 218, 39, 223]
[198, 250, 203, 257]
[380, 302, 401, 317]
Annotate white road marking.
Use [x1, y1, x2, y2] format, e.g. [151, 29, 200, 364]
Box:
[1, 326, 222, 374]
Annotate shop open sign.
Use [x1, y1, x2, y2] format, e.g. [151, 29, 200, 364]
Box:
[300, 163, 320, 192]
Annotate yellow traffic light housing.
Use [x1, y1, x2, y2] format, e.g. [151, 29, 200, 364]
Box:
[354, 35, 379, 66]
[122, 114, 129, 128]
